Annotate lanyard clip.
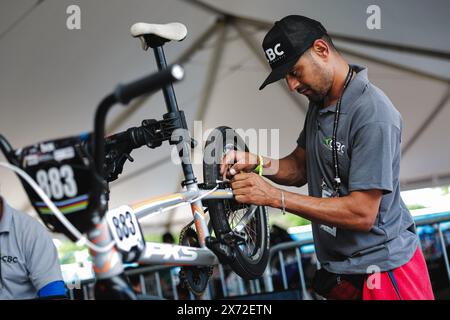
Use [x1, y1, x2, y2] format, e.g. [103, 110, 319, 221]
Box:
[333, 177, 341, 194]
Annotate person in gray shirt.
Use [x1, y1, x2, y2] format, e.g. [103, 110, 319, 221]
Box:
[220, 15, 434, 300]
[0, 196, 66, 299]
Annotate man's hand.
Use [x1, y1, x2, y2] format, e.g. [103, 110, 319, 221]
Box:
[230, 172, 279, 207]
[220, 150, 259, 180]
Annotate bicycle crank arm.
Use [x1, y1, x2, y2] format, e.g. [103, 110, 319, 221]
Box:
[205, 236, 236, 265]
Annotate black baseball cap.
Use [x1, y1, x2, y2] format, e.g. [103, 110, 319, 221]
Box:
[259, 15, 328, 90]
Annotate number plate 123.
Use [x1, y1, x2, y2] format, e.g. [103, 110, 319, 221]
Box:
[106, 206, 145, 253]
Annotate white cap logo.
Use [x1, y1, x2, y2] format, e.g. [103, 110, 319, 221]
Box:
[265, 43, 284, 62]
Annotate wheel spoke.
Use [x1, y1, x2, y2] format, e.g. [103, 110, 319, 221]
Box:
[233, 205, 258, 233]
[225, 202, 260, 259]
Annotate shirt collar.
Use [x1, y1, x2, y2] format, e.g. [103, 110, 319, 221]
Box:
[0, 197, 13, 234]
[318, 64, 369, 115]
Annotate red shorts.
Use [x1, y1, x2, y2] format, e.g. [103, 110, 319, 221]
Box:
[363, 247, 434, 300]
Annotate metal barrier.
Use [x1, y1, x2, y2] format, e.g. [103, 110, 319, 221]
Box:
[67, 211, 450, 300]
[262, 239, 314, 299]
[66, 261, 270, 300]
[263, 211, 450, 300]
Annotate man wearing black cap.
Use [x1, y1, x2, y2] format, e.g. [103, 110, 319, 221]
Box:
[220, 15, 434, 300]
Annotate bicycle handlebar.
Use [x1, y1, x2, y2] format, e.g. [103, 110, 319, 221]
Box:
[103, 126, 149, 182]
[113, 64, 184, 105]
[92, 64, 185, 215]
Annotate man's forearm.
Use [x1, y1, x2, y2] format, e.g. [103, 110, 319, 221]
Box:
[262, 155, 307, 187]
[270, 190, 375, 232]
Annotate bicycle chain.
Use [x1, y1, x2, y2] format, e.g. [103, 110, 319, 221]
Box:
[178, 221, 214, 296]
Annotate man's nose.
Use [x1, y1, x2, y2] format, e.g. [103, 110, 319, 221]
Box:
[286, 75, 301, 92]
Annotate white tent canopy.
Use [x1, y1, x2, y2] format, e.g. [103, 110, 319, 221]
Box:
[1, 0, 449, 235]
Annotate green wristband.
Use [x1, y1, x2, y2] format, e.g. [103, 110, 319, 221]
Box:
[254, 155, 263, 176]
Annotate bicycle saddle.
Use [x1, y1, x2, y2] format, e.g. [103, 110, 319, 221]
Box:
[130, 22, 187, 50]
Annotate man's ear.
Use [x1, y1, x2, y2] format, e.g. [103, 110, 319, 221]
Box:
[311, 39, 330, 59]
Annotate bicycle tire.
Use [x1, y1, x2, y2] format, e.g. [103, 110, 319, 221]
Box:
[203, 126, 270, 280]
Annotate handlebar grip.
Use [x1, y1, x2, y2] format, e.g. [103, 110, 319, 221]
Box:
[114, 64, 184, 105]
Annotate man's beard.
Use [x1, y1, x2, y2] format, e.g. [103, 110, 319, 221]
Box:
[305, 89, 325, 103]
[301, 59, 333, 104]
[298, 87, 327, 103]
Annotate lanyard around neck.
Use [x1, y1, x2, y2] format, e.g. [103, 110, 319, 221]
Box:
[331, 65, 353, 194]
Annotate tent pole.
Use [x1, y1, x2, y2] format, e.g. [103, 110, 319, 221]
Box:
[180, 0, 225, 16]
[327, 33, 450, 61]
[194, 18, 228, 122]
[175, 20, 224, 65]
[340, 47, 450, 83]
[402, 85, 450, 156]
[0, 0, 45, 42]
[234, 15, 450, 61]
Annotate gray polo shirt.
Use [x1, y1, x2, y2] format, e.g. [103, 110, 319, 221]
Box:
[297, 64, 418, 274]
[0, 198, 63, 299]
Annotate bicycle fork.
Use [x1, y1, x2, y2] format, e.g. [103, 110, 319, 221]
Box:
[88, 214, 137, 299]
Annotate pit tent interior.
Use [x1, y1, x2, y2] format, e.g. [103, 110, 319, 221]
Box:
[0, 0, 449, 237]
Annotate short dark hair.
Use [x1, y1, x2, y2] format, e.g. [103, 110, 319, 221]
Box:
[305, 34, 337, 58]
[321, 34, 337, 51]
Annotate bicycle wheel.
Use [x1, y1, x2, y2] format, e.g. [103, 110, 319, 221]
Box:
[203, 126, 270, 280]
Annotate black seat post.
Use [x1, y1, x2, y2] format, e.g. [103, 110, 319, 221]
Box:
[151, 44, 196, 184]
[153, 46, 182, 116]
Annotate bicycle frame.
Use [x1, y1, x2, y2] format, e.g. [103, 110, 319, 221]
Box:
[83, 36, 261, 292]
[0, 28, 262, 298]
[130, 189, 257, 266]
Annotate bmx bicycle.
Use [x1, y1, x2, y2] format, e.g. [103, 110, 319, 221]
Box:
[0, 22, 269, 299]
